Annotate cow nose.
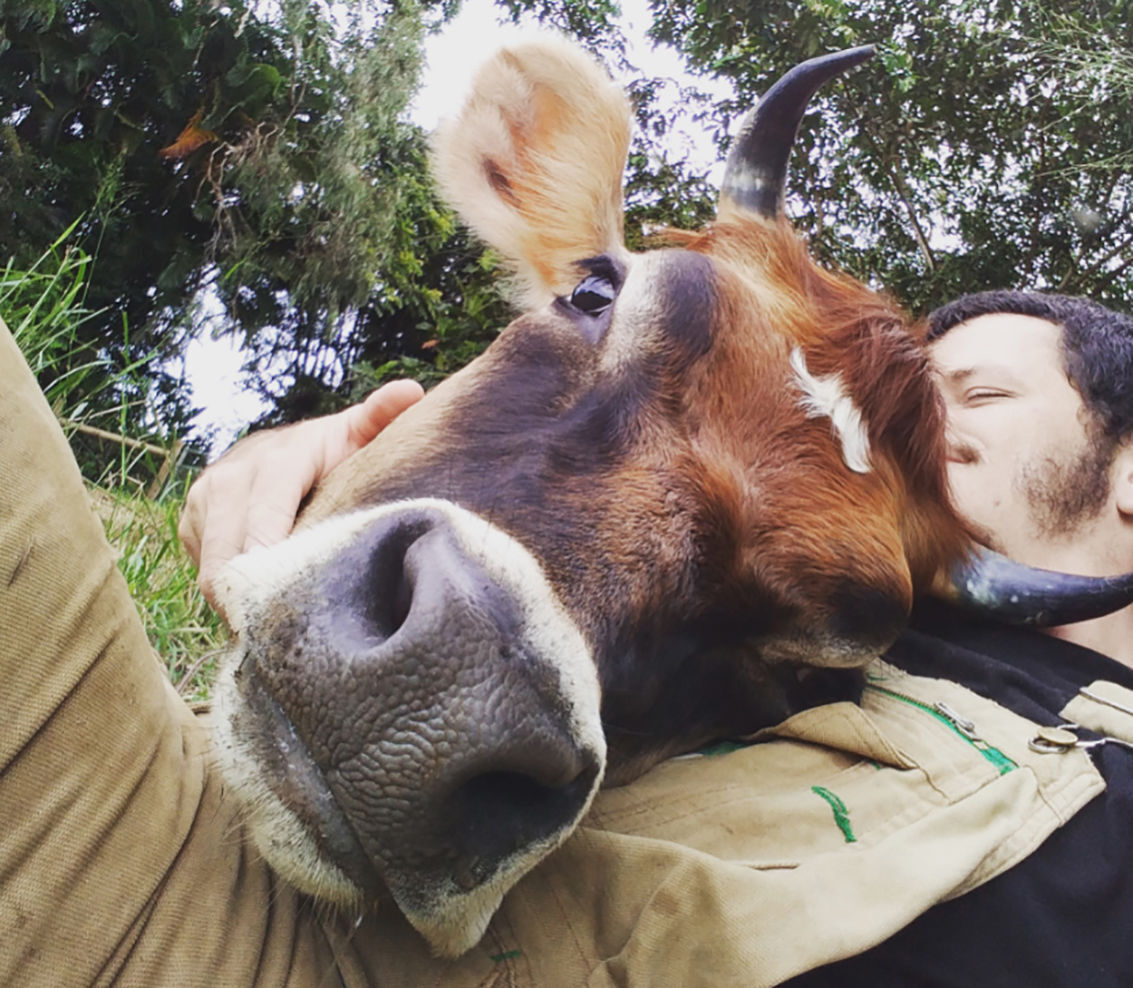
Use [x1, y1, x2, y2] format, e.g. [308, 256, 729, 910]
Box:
[258, 504, 602, 902]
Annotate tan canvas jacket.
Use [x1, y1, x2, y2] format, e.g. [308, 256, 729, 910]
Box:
[0, 319, 1105, 987]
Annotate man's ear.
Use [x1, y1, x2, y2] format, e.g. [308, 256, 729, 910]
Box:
[1115, 441, 1133, 517]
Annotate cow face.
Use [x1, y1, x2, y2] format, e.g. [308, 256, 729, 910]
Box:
[210, 40, 965, 957]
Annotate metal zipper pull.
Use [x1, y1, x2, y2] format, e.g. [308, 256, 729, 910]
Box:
[933, 700, 1016, 773]
[934, 701, 981, 740]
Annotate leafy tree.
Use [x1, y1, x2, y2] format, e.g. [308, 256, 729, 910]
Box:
[647, 0, 1133, 315]
[0, 0, 509, 437]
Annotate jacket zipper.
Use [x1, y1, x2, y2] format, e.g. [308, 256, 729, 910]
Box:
[864, 682, 1017, 775]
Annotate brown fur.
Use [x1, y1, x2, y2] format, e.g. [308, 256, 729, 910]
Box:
[313, 43, 969, 725]
[662, 221, 964, 628]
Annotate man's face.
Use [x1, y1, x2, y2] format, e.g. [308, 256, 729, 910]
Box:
[930, 313, 1114, 563]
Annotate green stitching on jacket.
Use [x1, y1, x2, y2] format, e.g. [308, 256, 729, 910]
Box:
[864, 684, 1017, 776]
[811, 785, 857, 843]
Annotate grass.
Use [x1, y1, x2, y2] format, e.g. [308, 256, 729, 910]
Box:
[2, 222, 106, 411]
[91, 486, 226, 701]
[4, 233, 226, 698]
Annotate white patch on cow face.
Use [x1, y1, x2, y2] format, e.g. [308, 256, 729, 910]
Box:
[210, 497, 605, 958]
[789, 347, 872, 474]
[596, 252, 662, 370]
[210, 676, 363, 906]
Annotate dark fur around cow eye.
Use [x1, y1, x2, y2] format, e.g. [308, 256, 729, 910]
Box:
[570, 274, 616, 315]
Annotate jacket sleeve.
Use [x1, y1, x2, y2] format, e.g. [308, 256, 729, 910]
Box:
[0, 318, 352, 986]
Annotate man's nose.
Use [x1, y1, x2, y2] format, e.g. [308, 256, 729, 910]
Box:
[943, 427, 979, 464]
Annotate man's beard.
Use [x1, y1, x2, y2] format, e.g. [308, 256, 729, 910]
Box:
[1016, 425, 1117, 539]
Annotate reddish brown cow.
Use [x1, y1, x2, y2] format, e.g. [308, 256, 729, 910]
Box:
[210, 40, 967, 957]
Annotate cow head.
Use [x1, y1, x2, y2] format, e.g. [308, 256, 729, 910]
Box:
[210, 40, 965, 956]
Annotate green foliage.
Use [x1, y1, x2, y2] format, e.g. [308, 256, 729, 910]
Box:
[0, 223, 106, 410]
[1, 230, 205, 485]
[5, 245, 223, 695]
[1, 0, 283, 422]
[496, 0, 623, 46]
[94, 485, 225, 700]
[212, 3, 428, 335]
[241, 216, 513, 427]
[0, 0, 503, 433]
[622, 76, 719, 246]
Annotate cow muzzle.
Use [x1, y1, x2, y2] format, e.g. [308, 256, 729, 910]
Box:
[211, 499, 605, 956]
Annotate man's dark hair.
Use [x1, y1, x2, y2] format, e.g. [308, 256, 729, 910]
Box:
[927, 290, 1133, 441]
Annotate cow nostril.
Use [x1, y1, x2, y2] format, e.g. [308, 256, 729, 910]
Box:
[375, 565, 413, 639]
[448, 762, 598, 869]
[360, 523, 424, 639]
[306, 506, 602, 899]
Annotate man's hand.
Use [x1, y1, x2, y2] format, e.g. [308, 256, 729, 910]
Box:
[179, 380, 424, 611]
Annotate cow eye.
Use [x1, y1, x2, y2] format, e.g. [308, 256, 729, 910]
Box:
[570, 274, 616, 315]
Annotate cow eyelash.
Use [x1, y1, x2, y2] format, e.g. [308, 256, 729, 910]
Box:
[569, 273, 617, 315]
[566, 256, 622, 318]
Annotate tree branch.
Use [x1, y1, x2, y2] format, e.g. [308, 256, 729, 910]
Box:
[860, 124, 935, 272]
[1059, 223, 1133, 291]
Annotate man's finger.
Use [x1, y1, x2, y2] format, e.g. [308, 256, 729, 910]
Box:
[344, 380, 424, 450]
[186, 461, 257, 600]
[196, 492, 254, 606]
[177, 496, 204, 566]
[240, 447, 318, 554]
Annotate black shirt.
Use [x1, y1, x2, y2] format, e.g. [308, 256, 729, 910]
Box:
[786, 600, 1133, 988]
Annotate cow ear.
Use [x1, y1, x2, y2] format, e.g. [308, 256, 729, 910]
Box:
[431, 40, 631, 304]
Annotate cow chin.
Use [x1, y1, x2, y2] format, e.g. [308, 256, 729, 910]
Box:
[209, 499, 606, 957]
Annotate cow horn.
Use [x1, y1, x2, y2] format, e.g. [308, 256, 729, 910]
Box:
[943, 545, 1133, 627]
[719, 45, 875, 218]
